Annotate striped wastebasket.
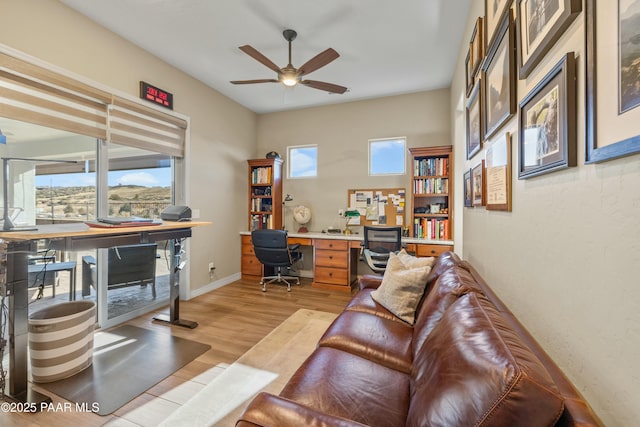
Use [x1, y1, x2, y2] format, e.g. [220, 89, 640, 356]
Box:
[28, 301, 96, 383]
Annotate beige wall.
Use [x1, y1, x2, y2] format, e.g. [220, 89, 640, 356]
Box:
[1, 0, 257, 290]
[453, 3, 640, 426]
[257, 90, 451, 234]
[4, 0, 637, 424]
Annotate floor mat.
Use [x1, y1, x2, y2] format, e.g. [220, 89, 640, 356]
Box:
[39, 324, 210, 416]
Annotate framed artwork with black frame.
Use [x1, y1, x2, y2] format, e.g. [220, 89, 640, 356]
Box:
[485, 132, 512, 211]
[466, 79, 483, 159]
[585, 0, 640, 163]
[482, 10, 516, 140]
[463, 169, 473, 207]
[472, 160, 486, 207]
[518, 52, 576, 178]
[516, 0, 581, 79]
[485, 0, 513, 51]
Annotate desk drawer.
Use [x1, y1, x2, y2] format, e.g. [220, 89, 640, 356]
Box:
[416, 244, 453, 257]
[314, 266, 348, 285]
[288, 237, 312, 246]
[314, 239, 348, 251]
[241, 255, 262, 276]
[315, 250, 348, 268]
[242, 243, 255, 256]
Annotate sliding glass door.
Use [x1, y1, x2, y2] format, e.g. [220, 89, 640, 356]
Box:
[101, 143, 173, 326]
[0, 116, 183, 328]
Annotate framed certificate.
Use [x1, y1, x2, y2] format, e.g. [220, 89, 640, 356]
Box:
[485, 132, 512, 211]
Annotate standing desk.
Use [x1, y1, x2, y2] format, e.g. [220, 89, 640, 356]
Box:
[0, 220, 209, 405]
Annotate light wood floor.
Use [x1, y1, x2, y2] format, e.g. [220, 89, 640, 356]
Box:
[0, 278, 353, 426]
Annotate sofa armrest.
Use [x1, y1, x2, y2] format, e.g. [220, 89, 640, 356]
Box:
[359, 274, 383, 290]
[236, 392, 368, 427]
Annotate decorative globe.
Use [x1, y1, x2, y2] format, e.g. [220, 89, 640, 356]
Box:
[293, 205, 311, 233]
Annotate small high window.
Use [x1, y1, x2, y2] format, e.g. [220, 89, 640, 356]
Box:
[288, 145, 317, 178]
[369, 137, 406, 175]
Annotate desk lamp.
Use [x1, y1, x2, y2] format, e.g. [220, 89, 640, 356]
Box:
[2, 157, 78, 231]
[282, 193, 293, 230]
[343, 210, 360, 235]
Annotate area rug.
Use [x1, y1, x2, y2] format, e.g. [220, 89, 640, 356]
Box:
[39, 324, 211, 415]
[158, 308, 338, 427]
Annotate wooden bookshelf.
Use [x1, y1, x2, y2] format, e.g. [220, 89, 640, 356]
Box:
[409, 146, 453, 240]
[247, 158, 283, 231]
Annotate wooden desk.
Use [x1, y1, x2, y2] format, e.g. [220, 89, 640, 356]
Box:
[240, 231, 453, 292]
[0, 220, 210, 405]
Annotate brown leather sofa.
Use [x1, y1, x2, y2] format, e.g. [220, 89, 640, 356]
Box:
[236, 252, 603, 427]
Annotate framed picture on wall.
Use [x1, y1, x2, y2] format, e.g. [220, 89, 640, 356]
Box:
[585, 0, 640, 163]
[464, 169, 473, 207]
[485, 0, 513, 50]
[470, 17, 485, 77]
[518, 52, 576, 178]
[485, 132, 512, 211]
[472, 160, 486, 207]
[465, 46, 474, 96]
[482, 11, 516, 140]
[466, 79, 483, 159]
[516, 0, 581, 79]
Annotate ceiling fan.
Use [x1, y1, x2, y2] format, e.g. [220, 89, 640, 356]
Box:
[230, 29, 347, 94]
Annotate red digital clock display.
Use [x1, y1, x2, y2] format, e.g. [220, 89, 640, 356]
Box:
[140, 81, 173, 110]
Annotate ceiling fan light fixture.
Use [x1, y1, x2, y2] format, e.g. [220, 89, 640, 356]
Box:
[280, 70, 299, 87]
[282, 77, 298, 86]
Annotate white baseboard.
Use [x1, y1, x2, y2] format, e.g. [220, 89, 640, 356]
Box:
[187, 272, 241, 299]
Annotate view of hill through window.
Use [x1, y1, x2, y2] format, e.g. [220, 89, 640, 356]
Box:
[35, 167, 171, 221]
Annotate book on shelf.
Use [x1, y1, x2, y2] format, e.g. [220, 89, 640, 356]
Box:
[250, 198, 273, 212]
[413, 218, 449, 240]
[414, 177, 449, 194]
[414, 157, 448, 177]
[250, 214, 273, 230]
[251, 167, 272, 184]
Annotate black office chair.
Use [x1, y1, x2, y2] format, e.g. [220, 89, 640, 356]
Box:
[361, 225, 402, 274]
[251, 229, 303, 292]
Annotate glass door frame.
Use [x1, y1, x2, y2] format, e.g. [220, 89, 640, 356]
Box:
[94, 139, 185, 328]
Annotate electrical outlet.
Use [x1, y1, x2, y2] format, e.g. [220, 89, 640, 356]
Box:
[338, 209, 344, 217]
[208, 262, 215, 272]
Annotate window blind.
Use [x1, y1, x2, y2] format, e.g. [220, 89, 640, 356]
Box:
[0, 49, 188, 158]
[0, 51, 109, 139]
[108, 96, 187, 158]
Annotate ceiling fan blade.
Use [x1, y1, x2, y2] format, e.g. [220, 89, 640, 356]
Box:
[301, 80, 347, 94]
[238, 45, 282, 73]
[298, 48, 340, 76]
[230, 79, 279, 84]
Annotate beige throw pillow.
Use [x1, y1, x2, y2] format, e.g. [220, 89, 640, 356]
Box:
[396, 249, 435, 269]
[371, 252, 432, 325]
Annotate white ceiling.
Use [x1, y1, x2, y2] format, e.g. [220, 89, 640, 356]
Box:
[58, 0, 472, 114]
